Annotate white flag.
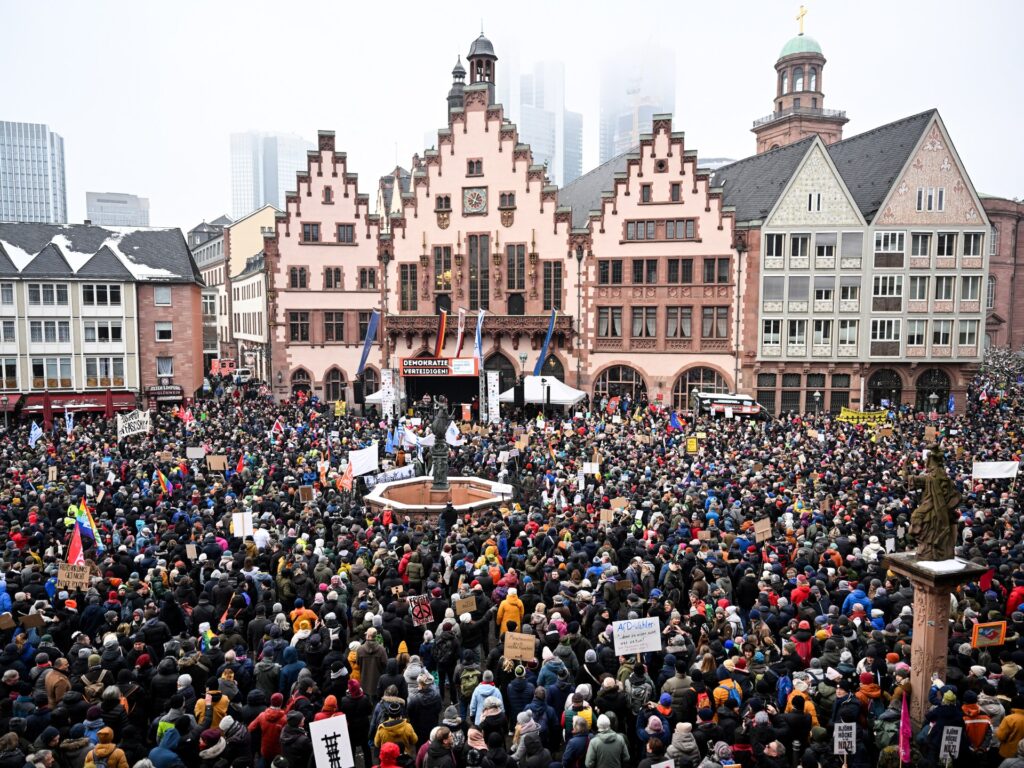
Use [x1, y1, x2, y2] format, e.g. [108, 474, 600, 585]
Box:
[29, 421, 43, 448]
[445, 421, 465, 446]
[348, 441, 379, 477]
[973, 461, 1020, 479]
[64, 411, 74, 433]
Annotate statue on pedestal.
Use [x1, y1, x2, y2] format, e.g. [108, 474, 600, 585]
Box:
[430, 402, 453, 491]
[907, 444, 962, 561]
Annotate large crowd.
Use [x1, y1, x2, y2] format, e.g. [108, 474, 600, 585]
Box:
[2, 349, 1024, 768]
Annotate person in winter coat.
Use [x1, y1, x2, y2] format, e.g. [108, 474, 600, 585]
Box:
[247, 692, 287, 762]
[469, 671, 502, 725]
[0, 733, 25, 768]
[357, 629, 388, 702]
[507, 665, 535, 724]
[198, 728, 229, 768]
[997, 698, 1024, 759]
[377, 658, 409, 703]
[277, 646, 306, 695]
[60, 723, 93, 768]
[85, 727, 129, 768]
[666, 722, 701, 766]
[377, 741, 402, 768]
[148, 724, 186, 768]
[998, 739, 1024, 768]
[496, 589, 525, 636]
[479, 697, 509, 747]
[408, 674, 444, 749]
[194, 683, 229, 730]
[217, 715, 251, 765]
[374, 699, 418, 756]
[424, 727, 458, 768]
[341, 681, 373, 764]
[585, 714, 629, 768]
[279, 711, 313, 768]
[523, 733, 553, 768]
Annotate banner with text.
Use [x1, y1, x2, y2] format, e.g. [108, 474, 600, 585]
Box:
[116, 410, 151, 441]
[400, 357, 479, 377]
[611, 616, 663, 655]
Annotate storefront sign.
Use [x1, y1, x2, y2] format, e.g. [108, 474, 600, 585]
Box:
[400, 357, 479, 377]
[147, 385, 184, 401]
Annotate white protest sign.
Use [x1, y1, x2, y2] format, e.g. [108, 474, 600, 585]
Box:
[231, 511, 254, 537]
[493, 482, 514, 496]
[973, 461, 1020, 479]
[833, 723, 855, 755]
[583, 462, 599, 474]
[724, 406, 733, 419]
[348, 441, 379, 477]
[309, 713, 355, 768]
[186, 446, 206, 460]
[611, 617, 662, 655]
[116, 409, 151, 441]
[940, 726, 961, 760]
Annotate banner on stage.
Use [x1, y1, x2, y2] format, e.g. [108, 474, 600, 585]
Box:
[400, 357, 479, 377]
[486, 371, 500, 423]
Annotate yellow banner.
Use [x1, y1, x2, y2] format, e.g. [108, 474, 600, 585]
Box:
[835, 407, 888, 425]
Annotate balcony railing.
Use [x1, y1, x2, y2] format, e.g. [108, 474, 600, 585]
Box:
[753, 106, 848, 128]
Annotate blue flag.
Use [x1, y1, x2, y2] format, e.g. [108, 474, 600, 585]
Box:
[356, 309, 380, 376]
[669, 411, 683, 431]
[29, 421, 43, 448]
[947, 394, 955, 413]
[533, 309, 557, 376]
[385, 428, 395, 454]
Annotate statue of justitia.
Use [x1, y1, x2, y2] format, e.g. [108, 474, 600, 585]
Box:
[906, 444, 962, 561]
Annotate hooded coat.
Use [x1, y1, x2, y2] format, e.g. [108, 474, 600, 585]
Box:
[85, 728, 130, 768]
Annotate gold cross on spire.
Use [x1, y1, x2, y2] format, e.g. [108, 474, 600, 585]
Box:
[796, 5, 807, 35]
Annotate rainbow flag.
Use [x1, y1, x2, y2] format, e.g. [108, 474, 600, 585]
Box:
[154, 469, 172, 495]
[75, 501, 104, 552]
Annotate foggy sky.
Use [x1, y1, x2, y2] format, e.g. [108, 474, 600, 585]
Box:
[3, 0, 1020, 228]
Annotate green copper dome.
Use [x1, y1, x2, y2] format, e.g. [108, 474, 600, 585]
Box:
[779, 34, 822, 59]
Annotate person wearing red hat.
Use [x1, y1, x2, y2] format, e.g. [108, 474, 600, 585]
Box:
[791, 621, 818, 669]
[247, 691, 287, 763]
[854, 671, 884, 719]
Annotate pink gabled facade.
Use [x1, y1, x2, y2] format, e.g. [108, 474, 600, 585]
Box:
[581, 116, 740, 407]
[266, 132, 383, 402]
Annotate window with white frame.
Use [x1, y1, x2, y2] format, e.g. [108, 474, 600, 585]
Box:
[788, 319, 807, 346]
[838, 320, 858, 347]
[807, 193, 822, 212]
[1, 320, 14, 343]
[154, 286, 172, 306]
[840, 282, 860, 302]
[874, 232, 905, 252]
[813, 320, 832, 345]
[909, 276, 929, 301]
[934, 276, 954, 301]
[156, 357, 174, 376]
[29, 320, 70, 344]
[937, 233, 957, 257]
[871, 319, 901, 341]
[82, 284, 122, 307]
[790, 235, 809, 258]
[907, 320, 926, 346]
[155, 322, 172, 341]
[28, 284, 69, 306]
[873, 275, 903, 297]
[987, 276, 996, 310]
[764, 234, 784, 259]
[932, 320, 952, 346]
[990, 225, 999, 256]
[961, 276, 981, 301]
[0, 283, 12, 305]
[813, 276, 834, 301]
[83, 319, 123, 343]
[30, 357, 72, 388]
[85, 357, 125, 387]
[915, 187, 945, 212]
[911, 233, 931, 257]
[762, 319, 782, 346]
[958, 320, 979, 346]
[0, 358, 16, 388]
[963, 233, 983, 257]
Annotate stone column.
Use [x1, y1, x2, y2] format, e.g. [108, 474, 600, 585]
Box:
[884, 554, 988, 728]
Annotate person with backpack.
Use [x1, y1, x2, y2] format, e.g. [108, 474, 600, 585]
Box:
[624, 665, 655, 720]
[468, 670, 500, 725]
[84, 727, 129, 768]
[961, 689, 996, 758]
[433, 623, 461, 703]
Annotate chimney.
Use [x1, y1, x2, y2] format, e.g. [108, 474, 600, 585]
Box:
[83, 219, 92, 225]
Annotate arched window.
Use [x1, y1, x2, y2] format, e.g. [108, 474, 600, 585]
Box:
[915, 369, 951, 413]
[780, 70, 789, 95]
[593, 365, 647, 402]
[672, 367, 729, 410]
[809, 66, 817, 91]
[987, 275, 996, 310]
[540, 354, 564, 381]
[324, 368, 346, 402]
[363, 368, 379, 396]
[793, 67, 804, 92]
[485, 353, 516, 393]
[291, 369, 311, 394]
[867, 369, 902, 408]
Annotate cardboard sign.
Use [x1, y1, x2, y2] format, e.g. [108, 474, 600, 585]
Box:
[0, 613, 15, 630]
[503, 631, 536, 661]
[160, 451, 173, 462]
[610, 496, 629, 509]
[599, 509, 614, 524]
[940, 726, 962, 760]
[582, 462, 599, 474]
[971, 621, 1007, 648]
[698, 530, 712, 541]
[185, 544, 198, 560]
[636, 435, 650, 444]
[754, 518, 772, 543]
[48, 466, 57, 482]
[309, 712, 355, 768]
[616, 579, 634, 593]
[409, 594, 433, 627]
[686, 437, 699, 454]
[454, 595, 477, 616]
[186, 446, 206, 459]
[57, 563, 91, 591]
[925, 426, 938, 442]
[878, 427, 894, 438]
[806, 429, 819, 440]
[20, 613, 45, 629]
[611, 617, 662, 655]
[391, 584, 404, 596]
[298, 485, 314, 502]
[834, 723, 855, 755]
[206, 455, 227, 471]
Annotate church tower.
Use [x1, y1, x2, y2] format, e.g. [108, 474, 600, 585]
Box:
[752, 7, 848, 154]
[466, 33, 497, 106]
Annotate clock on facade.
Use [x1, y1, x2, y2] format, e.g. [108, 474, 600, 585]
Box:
[462, 187, 487, 215]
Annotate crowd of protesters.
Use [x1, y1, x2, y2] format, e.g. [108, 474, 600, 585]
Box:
[1, 348, 1024, 768]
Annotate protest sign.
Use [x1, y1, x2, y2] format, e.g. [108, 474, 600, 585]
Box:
[686, 437, 699, 454]
[309, 713, 355, 768]
[503, 631, 536, 661]
[924, 425, 938, 442]
[57, 563, 90, 591]
[754, 518, 772, 542]
[391, 584, 404, 596]
[186, 446, 206, 460]
[454, 595, 477, 616]
[612, 617, 662, 655]
[362, 465, 417, 490]
[582, 462, 599, 474]
[349, 442, 379, 476]
[409, 594, 433, 627]
[834, 723, 855, 755]
[0, 614, 14, 630]
[20, 613, 44, 629]
[185, 544, 198, 560]
[207, 455, 227, 471]
[610, 496, 629, 509]
[971, 621, 1007, 648]
[698, 530, 712, 541]
[298, 485, 314, 502]
[939, 726, 961, 760]
[973, 461, 1020, 479]
[116, 409, 151, 441]
[616, 579, 634, 593]
[599, 509, 614, 524]
[159, 451, 173, 462]
[231, 511, 254, 537]
[48, 466, 57, 482]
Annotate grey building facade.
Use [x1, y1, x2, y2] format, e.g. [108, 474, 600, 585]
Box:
[0, 121, 67, 224]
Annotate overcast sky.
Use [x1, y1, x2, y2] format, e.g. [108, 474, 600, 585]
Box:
[3, 0, 1021, 228]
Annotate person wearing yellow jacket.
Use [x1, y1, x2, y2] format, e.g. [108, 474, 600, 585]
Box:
[496, 588, 525, 636]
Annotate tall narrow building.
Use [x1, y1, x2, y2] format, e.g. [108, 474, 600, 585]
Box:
[516, 61, 584, 186]
[230, 131, 313, 220]
[0, 121, 66, 224]
[598, 45, 675, 164]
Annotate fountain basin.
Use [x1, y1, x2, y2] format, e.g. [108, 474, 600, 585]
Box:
[363, 476, 513, 520]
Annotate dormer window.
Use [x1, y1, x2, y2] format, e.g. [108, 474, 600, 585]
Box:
[467, 159, 483, 176]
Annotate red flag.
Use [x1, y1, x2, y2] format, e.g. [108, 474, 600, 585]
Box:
[338, 463, 354, 491]
[236, 454, 245, 474]
[898, 685, 912, 763]
[433, 309, 448, 358]
[979, 568, 995, 592]
[67, 525, 85, 566]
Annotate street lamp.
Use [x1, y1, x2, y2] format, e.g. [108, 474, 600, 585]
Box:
[540, 376, 550, 419]
[928, 391, 938, 412]
[1, 394, 7, 430]
[813, 390, 821, 414]
[691, 386, 699, 415]
[518, 352, 527, 373]
[575, 245, 584, 390]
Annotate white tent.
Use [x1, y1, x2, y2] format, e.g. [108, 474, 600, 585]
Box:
[499, 375, 586, 407]
[364, 388, 405, 405]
